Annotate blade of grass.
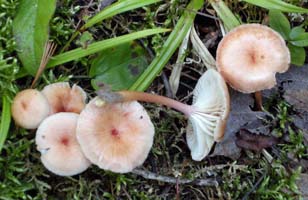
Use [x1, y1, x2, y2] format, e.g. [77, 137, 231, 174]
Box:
[61, 0, 162, 52]
[83, 0, 162, 30]
[0, 96, 11, 153]
[242, 0, 308, 13]
[47, 28, 169, 68]
[209, 0, 241, 31]
[129, 0, 204, 91]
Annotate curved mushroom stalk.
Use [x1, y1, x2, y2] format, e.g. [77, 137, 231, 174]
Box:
[96, 69, 230, 161]
[187, 69, 230, 161]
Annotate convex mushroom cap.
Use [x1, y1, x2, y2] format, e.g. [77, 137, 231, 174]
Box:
[11, 89, 50, 129]
[216, 24, 290, 93]
[35, 112, 91, 176]
[186, 69, 230, 161]
[76, 98, 155, 173]
[42, 82, 87, 114]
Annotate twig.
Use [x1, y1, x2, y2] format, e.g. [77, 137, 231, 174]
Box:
[242, 173, 266, 200]
[132, 168, 219, 187]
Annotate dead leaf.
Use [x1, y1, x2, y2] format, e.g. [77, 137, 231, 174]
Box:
[235, 129, 278, 152]
[297, 173, 308, 200]
[212, 89, 268, 160]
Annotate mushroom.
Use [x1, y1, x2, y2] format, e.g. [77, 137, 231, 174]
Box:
[216, 24, 290, 109]
[96, 69, 230, 161]
[11, 89, 50, 129]
[41, 82, 87, 114]
[35, 112, 91, 176]
[76, 99, 154, 173]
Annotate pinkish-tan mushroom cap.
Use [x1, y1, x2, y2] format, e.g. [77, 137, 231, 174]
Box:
[76, 98, 155, 173]
[41, 82, 87, 114]
[216, 24, 290, 93]
[11, 89, 50, 129]
[35, 112, 91, 176]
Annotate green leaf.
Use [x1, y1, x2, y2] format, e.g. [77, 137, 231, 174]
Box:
[241, 0, 308, 13]
[90, 41, 150, 90]
[269, 10, 290, 40]
[210, 0, 241, 31]
[13, 0, 56, 76]
[0, 96, 11, 153]
[289, 33, 308, 47]
[289, 26, 306, 40]
[129, 0, 204, 91]
[288, 43, 306, 66]
[47, 28, 169, 68]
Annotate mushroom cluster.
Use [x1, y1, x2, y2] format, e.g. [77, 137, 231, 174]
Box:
[11, 82, 90, 176]
[12, 23, 289, 177]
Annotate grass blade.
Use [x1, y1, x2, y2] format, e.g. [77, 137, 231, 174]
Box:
[129, 0, 204, 91]
[62, 0, 162, 52]
[242, 0, 308, 13]
[0, 96, 11, 153]
[47, 28, 169, 68]
[83, 0, 162, 30]
[210, 0, 241, 31]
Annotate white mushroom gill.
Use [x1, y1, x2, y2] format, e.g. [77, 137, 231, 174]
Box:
[187, 69, 230, 161]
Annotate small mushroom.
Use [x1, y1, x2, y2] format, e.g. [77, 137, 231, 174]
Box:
[96, 69, 230, 161]
[216, 24, 290, 109]
[186, 69, 230, 160]
[35, 112, 90, 176]
[76, 99, 154, 173]
[11, 89, 50, 129]
[42, 82, 87, 114]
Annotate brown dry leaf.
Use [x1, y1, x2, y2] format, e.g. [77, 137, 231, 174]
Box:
[235, 129, 278, 152]
[211, 89, 268, 160]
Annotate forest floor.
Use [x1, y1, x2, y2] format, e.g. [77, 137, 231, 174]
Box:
[0, 0, 308, 199]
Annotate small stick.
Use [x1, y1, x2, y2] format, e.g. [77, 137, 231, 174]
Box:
[132, 168, 219, 187]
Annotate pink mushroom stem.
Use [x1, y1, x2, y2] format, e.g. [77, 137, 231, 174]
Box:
[100, 90, 194, 116]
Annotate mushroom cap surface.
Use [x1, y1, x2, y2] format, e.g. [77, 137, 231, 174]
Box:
[11, 89, 50, 129]
[216, 24, 290, 93]
[76, 98, 154, 173]
[35, 112, 91, 176]
[187, 69, 230, 161]
[42, 82, 87, 114]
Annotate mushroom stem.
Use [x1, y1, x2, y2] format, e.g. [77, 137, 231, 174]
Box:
[99, 90, 194, 116]
[254, 91, 263, 111]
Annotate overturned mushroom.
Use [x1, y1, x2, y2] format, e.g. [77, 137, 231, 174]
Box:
[35, 112, 90, 176]
[76, 99, 154, 173]
[216, 24, 290, 108]
[97, 69, 230, 161]
[11, 89, 50, 129]
[42, 82, 87, 114]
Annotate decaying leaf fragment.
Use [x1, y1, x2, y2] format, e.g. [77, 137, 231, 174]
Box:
[235, 129, 278, 152]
